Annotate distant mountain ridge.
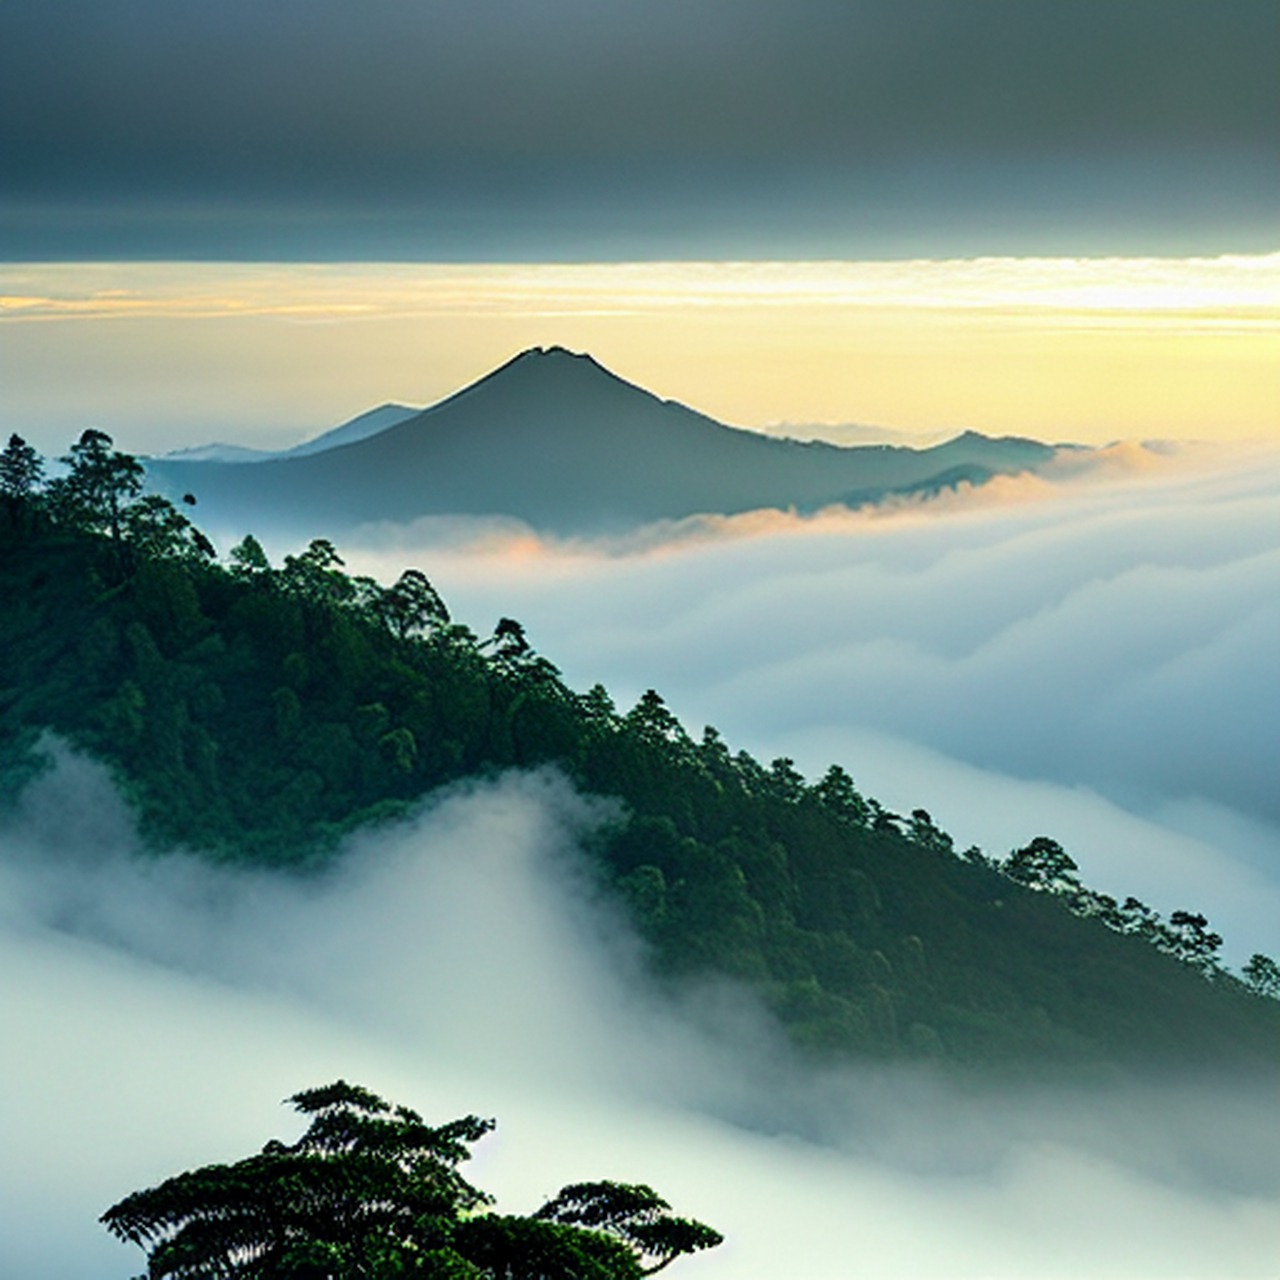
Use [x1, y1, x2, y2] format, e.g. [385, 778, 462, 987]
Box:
[158, 402, 421, 464]
[148, 347, 1057, 536]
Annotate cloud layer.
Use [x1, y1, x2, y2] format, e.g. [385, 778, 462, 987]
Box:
[1, 1, 1274, 255]
[5, 744, 1280, 1278]
[335, 446, 1280, 960]
[8, 0, 1273, 177]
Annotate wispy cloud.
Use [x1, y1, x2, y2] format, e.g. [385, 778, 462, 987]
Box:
[4, 744, 1280, 1279]
[332, 445, 1280, 962]
[4, 256, 1277, 323]
[3, 257, 1275, 455]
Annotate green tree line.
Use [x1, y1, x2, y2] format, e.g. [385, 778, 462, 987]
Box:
[3, 430, 1280, 1068]
[101, 1079, 722, 1279]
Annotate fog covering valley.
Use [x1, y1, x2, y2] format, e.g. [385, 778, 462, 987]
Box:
[3, 438, 1280, 1276]
[5, 749, 1280, 1278]
[4, 0, 1275, 1269]
[330, 441, 1280, 968]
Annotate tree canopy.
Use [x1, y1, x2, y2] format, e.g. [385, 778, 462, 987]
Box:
[4, 431, 1280, 1070]
[101, 1081, 722, 1280]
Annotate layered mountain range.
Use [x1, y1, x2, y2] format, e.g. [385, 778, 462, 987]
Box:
[148, 347, 1057, 536]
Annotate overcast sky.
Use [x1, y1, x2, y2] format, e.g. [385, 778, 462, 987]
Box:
[1, 0, 1276, 258]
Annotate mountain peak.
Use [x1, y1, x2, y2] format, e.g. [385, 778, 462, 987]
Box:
[507, 345, 616, 377]
[521, 344, 592, 361]
[456, 344, 647, 408]
[148, 349, 1058, 534]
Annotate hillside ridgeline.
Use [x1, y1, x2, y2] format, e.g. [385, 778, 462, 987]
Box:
[3, 429, 1279, 1074]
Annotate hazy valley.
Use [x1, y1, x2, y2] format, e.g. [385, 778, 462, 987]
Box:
[4, 0, 1277, 1270]
[3, 357, 1280, 1276]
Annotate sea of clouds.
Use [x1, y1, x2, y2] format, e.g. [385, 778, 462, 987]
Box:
[332, 441, 1280, 966]
[4, 441, 1280, 1277]
[4, 744, 1280, 1279]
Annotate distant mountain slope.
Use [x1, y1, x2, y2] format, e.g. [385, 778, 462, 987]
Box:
[158, 442, 278, 464]
[149, 347, 1055, 536]
[282, 402, 422, 458]
[156, 403, 421, 465]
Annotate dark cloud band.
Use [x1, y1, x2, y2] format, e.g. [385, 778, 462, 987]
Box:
[2, 0, 1275, 257]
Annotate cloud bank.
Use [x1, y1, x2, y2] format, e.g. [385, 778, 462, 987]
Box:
[334, 445, 1280, 962]
[1, 0, 1274, 255]
[4, 743, 1280, 1279]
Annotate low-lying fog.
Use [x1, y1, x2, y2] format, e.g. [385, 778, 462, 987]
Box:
[5, 442, 1280, 1277]
[4, 746, 1280, 1279]
[334, 442, 1280, 967]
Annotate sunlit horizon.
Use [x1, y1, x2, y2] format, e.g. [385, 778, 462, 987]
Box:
[2, 252, 1276, 456]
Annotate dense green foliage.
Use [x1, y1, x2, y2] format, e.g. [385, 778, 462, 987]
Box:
[101, 1080, 722, 1279]
[4, 431, 1280, 1071]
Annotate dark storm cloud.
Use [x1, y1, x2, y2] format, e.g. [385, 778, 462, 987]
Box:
[1, 0, 1275, 257]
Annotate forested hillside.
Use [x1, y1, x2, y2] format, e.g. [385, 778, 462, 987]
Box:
[4, 429, 1280, 1072]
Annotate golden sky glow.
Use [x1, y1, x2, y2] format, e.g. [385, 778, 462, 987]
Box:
[1, 255, 1276, 454]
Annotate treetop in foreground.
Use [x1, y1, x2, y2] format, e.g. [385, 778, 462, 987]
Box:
[101, 1080, 723, 1279]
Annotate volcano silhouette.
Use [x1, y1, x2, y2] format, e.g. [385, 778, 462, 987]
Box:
[149, 346, 1054, 535]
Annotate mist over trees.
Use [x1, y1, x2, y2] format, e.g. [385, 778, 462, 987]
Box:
[3, 431, 1280, 1070]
